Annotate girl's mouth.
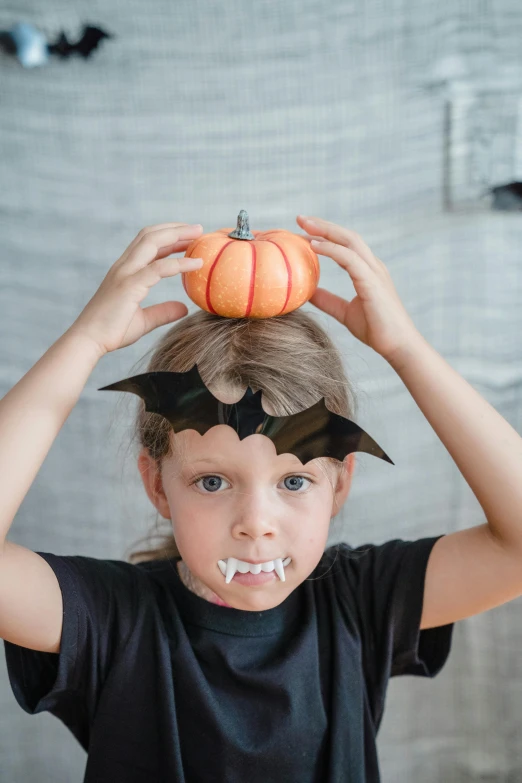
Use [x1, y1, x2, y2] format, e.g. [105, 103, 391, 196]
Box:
[230, 570, 277, 586]
[218, 556, 291, 583]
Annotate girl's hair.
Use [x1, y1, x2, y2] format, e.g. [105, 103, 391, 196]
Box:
[125, 308, 359, 565]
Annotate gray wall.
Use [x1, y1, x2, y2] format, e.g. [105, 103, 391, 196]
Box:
[1, 1, 522, 780]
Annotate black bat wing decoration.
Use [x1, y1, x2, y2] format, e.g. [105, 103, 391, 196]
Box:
[0, 22, 112, 67]
[98, 364, 394, 467]
[48, 25, 113, 58]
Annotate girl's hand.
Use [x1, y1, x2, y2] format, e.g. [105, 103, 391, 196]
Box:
[296, 215, 420, 363]
[68, 223, 204, 356]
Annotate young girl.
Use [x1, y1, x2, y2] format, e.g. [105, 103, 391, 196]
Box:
[2, 215, 522, 783]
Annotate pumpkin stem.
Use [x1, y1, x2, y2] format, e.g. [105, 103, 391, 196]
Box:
[228, 209, 255, 240]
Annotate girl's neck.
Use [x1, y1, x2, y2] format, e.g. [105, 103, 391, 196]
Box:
[176, 559, 231, 606]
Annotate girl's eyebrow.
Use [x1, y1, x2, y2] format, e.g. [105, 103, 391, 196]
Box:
[188, 457, 226, 467]
[187, 456, 319, 473]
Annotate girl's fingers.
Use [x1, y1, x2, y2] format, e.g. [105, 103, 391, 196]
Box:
[140, 301, 190, 336]
[116, 223, 203, 265]
[151, 238, 196, 262]
[116, 225, 204, 276]
[298, 232, 328, 244]
[310, 240, 370, 286]
[297, 216, 383, 275]
[129, 255, 203, 290]
[123, 222, 191, 254]
[308, 287, 351, 326]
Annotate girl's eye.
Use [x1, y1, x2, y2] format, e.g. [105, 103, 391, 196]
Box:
[191, 475, 227, 493]
[283, 476, 312, 492]
[190, 474, 314, 494]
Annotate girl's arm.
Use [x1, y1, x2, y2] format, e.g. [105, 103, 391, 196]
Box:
[0, 330, 102, 543]
[0, 331, 102, 653]
[297, 213, 522, 630]
[0, 220, 204, 654]
[388, 333, 522, 630]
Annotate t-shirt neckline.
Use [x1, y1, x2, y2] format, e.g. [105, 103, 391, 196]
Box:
[167, 556, 303, 637]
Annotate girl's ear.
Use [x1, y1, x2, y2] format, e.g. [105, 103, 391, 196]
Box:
[331, 453, 356, 517]
[137, 447, 171, 519]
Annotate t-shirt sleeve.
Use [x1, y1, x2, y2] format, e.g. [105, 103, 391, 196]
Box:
[3, 551, 144, 747]
[338, 534, 454, 681]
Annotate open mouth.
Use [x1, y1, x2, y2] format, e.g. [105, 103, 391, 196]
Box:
[217, 556, 292, 584]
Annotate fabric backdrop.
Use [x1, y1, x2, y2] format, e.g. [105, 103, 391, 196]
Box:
[1, 1, 522, 781]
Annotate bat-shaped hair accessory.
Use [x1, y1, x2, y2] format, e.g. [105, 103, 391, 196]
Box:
[98, 364, 394, 467]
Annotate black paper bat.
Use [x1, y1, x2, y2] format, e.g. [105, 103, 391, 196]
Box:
[0, 22, 112, 67]
[98, 364, 394, 467]
[48, 25, 112, 58]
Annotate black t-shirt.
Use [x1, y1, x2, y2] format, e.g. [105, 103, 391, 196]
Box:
[3, 535, 454, 782]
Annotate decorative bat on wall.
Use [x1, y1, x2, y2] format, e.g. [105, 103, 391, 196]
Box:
[0, 22, 113, 67]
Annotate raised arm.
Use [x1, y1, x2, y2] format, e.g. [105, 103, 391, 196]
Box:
[0, 330, 103, 652]
[0, 220, 204, 653]
[0, 330, 102, 542]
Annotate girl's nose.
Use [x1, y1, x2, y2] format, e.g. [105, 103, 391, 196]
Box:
[231, 503, 278, 541]
[230, 486, 281, 540]
[231, 515, 278, 541]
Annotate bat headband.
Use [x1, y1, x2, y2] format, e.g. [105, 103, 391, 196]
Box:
[98, 364, 394, 467]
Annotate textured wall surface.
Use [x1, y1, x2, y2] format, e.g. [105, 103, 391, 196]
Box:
[1, 1, 522, 781]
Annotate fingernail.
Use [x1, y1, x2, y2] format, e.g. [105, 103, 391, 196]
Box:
[300, 216, 318, 227]
[310, 238, 325, 245]
[182, 257, 203, 267]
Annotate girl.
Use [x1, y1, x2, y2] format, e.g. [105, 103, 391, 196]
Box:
[2, 215, 522, 783]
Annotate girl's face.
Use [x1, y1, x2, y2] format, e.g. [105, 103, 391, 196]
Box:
[139, 424, 354, 612]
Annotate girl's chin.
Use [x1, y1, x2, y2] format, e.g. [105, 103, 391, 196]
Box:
[211, 593, 233, 607]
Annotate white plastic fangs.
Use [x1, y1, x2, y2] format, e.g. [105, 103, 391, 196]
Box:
[217, 556, 292, 584]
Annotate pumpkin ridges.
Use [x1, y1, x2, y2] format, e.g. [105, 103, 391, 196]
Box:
[282, 233, 320, 290]
[205, 240, 234, 315]
[264, 238, 292, 316]
[245, 241, 289, 318]
[305, 242, 320, 287]
[182, 218, 320, 318]
[244, 242, 257, 318]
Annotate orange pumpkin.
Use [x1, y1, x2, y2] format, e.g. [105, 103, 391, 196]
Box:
[182, 209, 320, 318]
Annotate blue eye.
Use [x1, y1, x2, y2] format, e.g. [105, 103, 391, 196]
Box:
[190, 474, 313, 494]
[195, 475, 224, 493]
[283, 476, 308, 491]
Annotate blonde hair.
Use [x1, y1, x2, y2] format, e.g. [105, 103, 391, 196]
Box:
[124, 308, 359, 564]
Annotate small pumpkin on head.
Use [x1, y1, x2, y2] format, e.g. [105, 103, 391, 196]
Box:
[182, 210, 320, 318]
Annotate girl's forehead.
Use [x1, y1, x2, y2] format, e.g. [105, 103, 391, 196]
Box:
[172, 424, 270, 452]
[167, 430, 341, 483]
[170, 426, 324, 471]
